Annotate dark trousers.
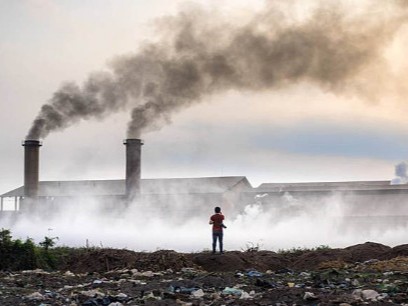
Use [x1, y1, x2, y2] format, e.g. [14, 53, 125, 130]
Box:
[212, 231, 223, 253]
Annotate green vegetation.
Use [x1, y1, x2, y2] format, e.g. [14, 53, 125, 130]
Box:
[0, 228, 69, 271]
[277, 245, 331, 255]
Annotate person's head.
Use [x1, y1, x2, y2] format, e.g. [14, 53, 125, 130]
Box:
[214, 206, 221, 213]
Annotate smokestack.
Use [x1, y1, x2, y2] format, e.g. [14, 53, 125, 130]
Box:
[124, 139, 143, 202]
[22, 140, 42, 198]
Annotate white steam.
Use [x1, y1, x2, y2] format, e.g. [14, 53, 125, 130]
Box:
[2, 192, 407, 252]
[390, 161, 408, 185]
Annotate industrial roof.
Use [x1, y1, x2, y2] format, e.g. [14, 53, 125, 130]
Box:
[1, 176, 251, 198]
[255, 180, 408, 193]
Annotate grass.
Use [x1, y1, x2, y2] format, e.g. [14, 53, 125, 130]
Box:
[277, 245, 331, 255]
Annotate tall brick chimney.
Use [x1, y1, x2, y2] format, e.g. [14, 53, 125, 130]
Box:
[123, 139, 143, 202]
[22, 140, 42, 198]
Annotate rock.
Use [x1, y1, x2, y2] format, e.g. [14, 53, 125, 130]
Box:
[26, 292, 45, 300]
[181, 267, 197, 273]
[352, 289, 380, 301]
[141, 271, 154, 277]
[361, 289, 380, 300]
[80, 289, 105, 297]
[352, 289, 363, 300]
[191, 289, 204, 298]
[240, 291, 251, 299]
[116, 292, 128, 300]
[64, 271, 75, 277]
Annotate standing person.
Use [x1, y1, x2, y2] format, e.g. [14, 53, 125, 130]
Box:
[209, 206, 226, 254]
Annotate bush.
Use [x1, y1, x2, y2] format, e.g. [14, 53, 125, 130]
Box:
[0, 229, 63, 271]
[277, 245, 331, 255]
[0, 229, 38, 270]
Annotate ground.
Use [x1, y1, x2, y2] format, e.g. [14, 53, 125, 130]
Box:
[2, 242, 408, 305]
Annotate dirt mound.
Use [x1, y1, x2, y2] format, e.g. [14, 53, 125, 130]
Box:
[191, 251, 248, 272]
[291, 249, 353, 271]
[190, 250, 290, 272]
[357, 256, 408, 272]
[135, 250, 198, 271]
[57, 242, 408, 274]
[249, 251, 291, 271]
[60, 248, 139, 273]
[387, 244, 408, 259]
[6, 242, 408, 305]
[345, 242, 391, 262]
[60, 249, 197, 273]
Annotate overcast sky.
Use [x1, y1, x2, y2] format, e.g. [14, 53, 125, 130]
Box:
[1, 0, 408, 196]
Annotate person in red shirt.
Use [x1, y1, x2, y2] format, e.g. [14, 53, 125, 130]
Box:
[209, 206, 226, 254]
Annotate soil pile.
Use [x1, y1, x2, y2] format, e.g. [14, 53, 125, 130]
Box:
[2, 242, 408, 305]
[59, 249, 198, 273]
[56, 242, 408, 274]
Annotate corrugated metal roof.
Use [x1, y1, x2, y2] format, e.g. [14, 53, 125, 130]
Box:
[255, 180, 408, 192]
[1, 176, 250, 197]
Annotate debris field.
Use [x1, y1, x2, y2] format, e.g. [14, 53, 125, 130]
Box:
[2, 242, 408, 305]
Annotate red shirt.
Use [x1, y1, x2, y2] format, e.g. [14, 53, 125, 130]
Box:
[210, 213, 225, 231]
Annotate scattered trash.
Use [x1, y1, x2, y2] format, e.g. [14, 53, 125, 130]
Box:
[239, 291, 251, 299]
[255, 278, 276, 288]
[93, 279, 104, 285]
[191, 289, 204, 298]
[64, 271, 75, 277]
[303, 292, 318, 301]
[222, 287, 242, 297]
[361, 289, 380, 300]
[246, 270, 263, 277]
[2, 246, 408, 304]
[26, 292, 45, 301]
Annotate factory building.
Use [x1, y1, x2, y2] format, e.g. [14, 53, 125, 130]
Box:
[0, 176, 251, 218]
[0, 139, 251, 218]
[1, 139, 408, 229]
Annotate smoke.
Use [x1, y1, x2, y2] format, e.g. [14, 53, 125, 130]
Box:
[3, 191, 408, 252]
[26, 0, 408, 140]
[390, 161, 408, 184]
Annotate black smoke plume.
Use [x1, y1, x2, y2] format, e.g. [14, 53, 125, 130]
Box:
[26, 1, 408, 140]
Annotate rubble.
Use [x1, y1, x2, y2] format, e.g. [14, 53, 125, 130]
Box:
[1, 242, 408, 305]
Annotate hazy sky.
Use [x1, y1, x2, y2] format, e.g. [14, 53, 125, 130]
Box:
[1, 0, 408, 196]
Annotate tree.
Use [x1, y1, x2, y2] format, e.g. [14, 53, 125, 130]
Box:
[39, 236, 58, 251]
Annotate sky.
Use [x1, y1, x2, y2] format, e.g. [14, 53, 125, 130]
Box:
[2, 0, 408, 197]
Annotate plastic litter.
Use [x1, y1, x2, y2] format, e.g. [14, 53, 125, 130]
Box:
[222, 287, 242, 296]
[240, 291, 251, 299]
[246, 270, 263, 277]
[303, 292, 318, 300]
[191, 289, 205, 297]
[169, 285, 200, 294]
